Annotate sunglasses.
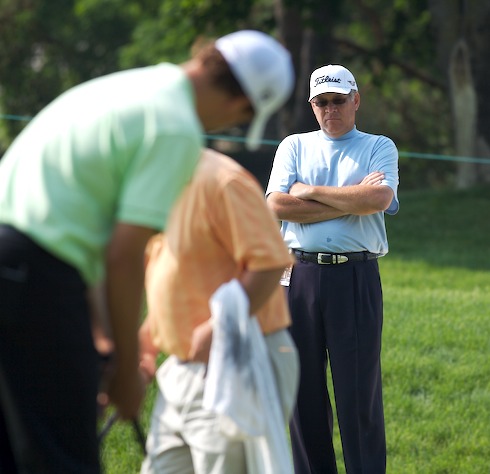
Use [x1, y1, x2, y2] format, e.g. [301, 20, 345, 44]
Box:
[311, 97, 350, 108]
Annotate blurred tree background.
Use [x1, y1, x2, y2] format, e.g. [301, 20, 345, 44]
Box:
[1, 0, 489, 190]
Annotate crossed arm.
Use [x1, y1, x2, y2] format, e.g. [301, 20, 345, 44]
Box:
[267, 171, 394, 224]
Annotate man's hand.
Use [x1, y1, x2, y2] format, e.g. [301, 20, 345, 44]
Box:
[139, 353, 157, 385]
[187, 319, 213, 364]
[359, 171, 385, 185]
[289, 182, 313, 200]
[138, 317, 160, 384]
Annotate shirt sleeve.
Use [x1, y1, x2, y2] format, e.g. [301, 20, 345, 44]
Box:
[117, 133, 201, 230]
[370, 136, 400, 215]
[265, 136, 298, 197]
[212, 172, 293, 271]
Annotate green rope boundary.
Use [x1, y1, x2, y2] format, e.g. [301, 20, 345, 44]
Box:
[2, 114, 490, 165]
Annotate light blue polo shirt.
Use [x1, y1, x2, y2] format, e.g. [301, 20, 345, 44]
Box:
[266, 127, 399, 256]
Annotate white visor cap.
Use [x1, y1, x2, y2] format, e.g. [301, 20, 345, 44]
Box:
[309, 64, 358, 101]
[216, 30, 295, 151]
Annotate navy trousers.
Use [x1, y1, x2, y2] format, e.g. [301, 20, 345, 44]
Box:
[0, 225, 100, 473]
[286, 258, 386, 474]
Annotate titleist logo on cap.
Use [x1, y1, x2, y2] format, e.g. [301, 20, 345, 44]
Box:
[314, 75, 341, 87]
[314, 75, 356, 88]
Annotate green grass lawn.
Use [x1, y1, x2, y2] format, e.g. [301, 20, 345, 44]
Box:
[101, 186, 490, 473]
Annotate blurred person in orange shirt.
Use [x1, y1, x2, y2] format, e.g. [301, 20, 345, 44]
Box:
[139, 148, 299, 474]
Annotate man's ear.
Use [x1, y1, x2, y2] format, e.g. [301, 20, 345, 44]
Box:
[229, 94, 255, 123]
[231, 94, 253, 112]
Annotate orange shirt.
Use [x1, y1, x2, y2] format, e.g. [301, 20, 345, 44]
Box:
[145, 149, 294, 359]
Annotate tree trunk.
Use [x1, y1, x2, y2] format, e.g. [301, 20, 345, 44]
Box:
[274, 0, 335, 136]
[449, 38, 477, 188]
[429, 0, 490, 187]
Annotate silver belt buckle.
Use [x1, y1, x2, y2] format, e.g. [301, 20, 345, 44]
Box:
[317, 253, 348, 264]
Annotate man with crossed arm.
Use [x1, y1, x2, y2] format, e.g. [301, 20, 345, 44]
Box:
[266, 64, 399, 473]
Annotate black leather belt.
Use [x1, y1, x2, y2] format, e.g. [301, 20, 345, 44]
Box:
[292, 249, 379, 265]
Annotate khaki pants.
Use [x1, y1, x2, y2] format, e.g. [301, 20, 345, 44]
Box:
[141, 329, 299, 474]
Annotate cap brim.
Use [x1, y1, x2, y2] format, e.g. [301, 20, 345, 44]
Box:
[308, 86, 352, 101]
[245, 112, 268, 151]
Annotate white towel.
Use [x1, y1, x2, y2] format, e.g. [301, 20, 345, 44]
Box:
[203, 279, 293, 474]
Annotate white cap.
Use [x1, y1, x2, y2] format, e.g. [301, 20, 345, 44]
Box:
[308, 64, 358, 101]
[215, 30, 294, 151]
